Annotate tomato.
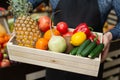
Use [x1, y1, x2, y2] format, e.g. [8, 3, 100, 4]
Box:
[38, 16, 51, 32]
[62, 31, 73, 37]
[56, 22, 68, 34]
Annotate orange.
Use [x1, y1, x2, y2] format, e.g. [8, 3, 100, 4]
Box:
[0, 33, 5, 37]
[0, 37, 4, 44]
[35, 38, 48, 50]
[4, 34, 10, 42]
[3, 42, 7, 48]
[43, 29, 60, 41]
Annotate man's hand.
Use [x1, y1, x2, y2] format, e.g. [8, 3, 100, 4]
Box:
[101, 32, 112, 62]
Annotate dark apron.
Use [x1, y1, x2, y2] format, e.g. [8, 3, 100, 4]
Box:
[53, 0, 102, 32]
[46, 0, 103, 80]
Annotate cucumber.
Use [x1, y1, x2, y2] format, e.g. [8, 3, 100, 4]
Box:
[76, 39, 91, 56]
[70, 47, 79, 55]
[80, 41, 97, 57]
[88, 43, 104, 59]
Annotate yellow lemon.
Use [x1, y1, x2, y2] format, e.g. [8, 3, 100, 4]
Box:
[70, 32, 86, 46]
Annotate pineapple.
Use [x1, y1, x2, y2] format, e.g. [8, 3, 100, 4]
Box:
[9, 0, 41, 48]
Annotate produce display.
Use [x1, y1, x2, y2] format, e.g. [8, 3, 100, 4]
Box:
[0, 23, 11, 68]
[5, 0, 104, 76]
[12, 14, 104, 59]
[9, 0, 104, 61]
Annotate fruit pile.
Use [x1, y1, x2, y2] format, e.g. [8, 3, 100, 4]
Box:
[9, 0, 104, 59]
[0, 24, 11, 68]
[12, 14, 104, 59]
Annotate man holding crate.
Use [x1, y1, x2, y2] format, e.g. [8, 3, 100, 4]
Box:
[29, 0, 120, 80]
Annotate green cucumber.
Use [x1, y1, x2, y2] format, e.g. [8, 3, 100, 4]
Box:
[88, 43, 104, 59]
[70, 47, 79, 55]
[76, 39, 91, 56]
[80, 41, 97, 57]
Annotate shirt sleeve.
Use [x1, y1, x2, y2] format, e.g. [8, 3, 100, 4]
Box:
[49, 0, 59, 11]
[98, 0, 120, 40]
[28, 0, 43, 9]
[109, 0, 120, 40]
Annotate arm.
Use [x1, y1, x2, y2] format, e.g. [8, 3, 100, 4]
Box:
[109, 0, 120, 40]
[100, 0, 120, 62]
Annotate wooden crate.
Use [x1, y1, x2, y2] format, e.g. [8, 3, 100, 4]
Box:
[7, 33, 102, 77]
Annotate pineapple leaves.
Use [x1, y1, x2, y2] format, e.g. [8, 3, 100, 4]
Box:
[9, 0, 33, 18]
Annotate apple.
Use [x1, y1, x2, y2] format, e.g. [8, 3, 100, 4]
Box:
[0, 52, 3, 61]
[0, 61, 1, 67]
[56, 22, 68, 34]
[38, 16, 51, 32]
[1, 59, 10, 68]
[0, 7, 5, 11]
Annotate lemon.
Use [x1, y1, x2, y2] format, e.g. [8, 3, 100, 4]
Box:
[70, 32, 86, 46]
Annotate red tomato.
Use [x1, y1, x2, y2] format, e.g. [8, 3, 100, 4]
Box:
[62, 31, 73, 37]
[38, 16, 51, 32]
[56, 22, 68, 34]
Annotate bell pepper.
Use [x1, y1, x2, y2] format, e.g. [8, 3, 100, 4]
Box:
[73, 23, 91, 36]
[88, 32, 100, 44]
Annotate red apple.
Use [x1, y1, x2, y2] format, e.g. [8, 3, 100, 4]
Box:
[0, 61, 1, 67]
[1, 59, 10, 68]
[0, 52, 3, 61]
[38, 16, 51, 32]
[0, 7, 5, 11]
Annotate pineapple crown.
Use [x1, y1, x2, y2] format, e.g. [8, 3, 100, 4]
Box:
[9, 0, 33, 18]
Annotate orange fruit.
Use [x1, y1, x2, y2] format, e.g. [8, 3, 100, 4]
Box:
[43, 29, 60, 41]
[35, 38, 48, 50]
[0, 33, 5, 37]
[3, 42, 7, 48]
[0, 37, 5, 44]
[4, 34, 10, 42]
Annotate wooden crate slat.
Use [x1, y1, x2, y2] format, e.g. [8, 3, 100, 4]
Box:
[107, 50, 120, 58]
[103, 67, 120, 78]
[104, 58, 120, 69]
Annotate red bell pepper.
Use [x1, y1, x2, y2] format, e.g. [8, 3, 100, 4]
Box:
[88, 32, 100, 44]
[73, 23, 91, 36]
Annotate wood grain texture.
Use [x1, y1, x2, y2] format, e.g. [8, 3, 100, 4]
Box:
[7, 33, 102, 77]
